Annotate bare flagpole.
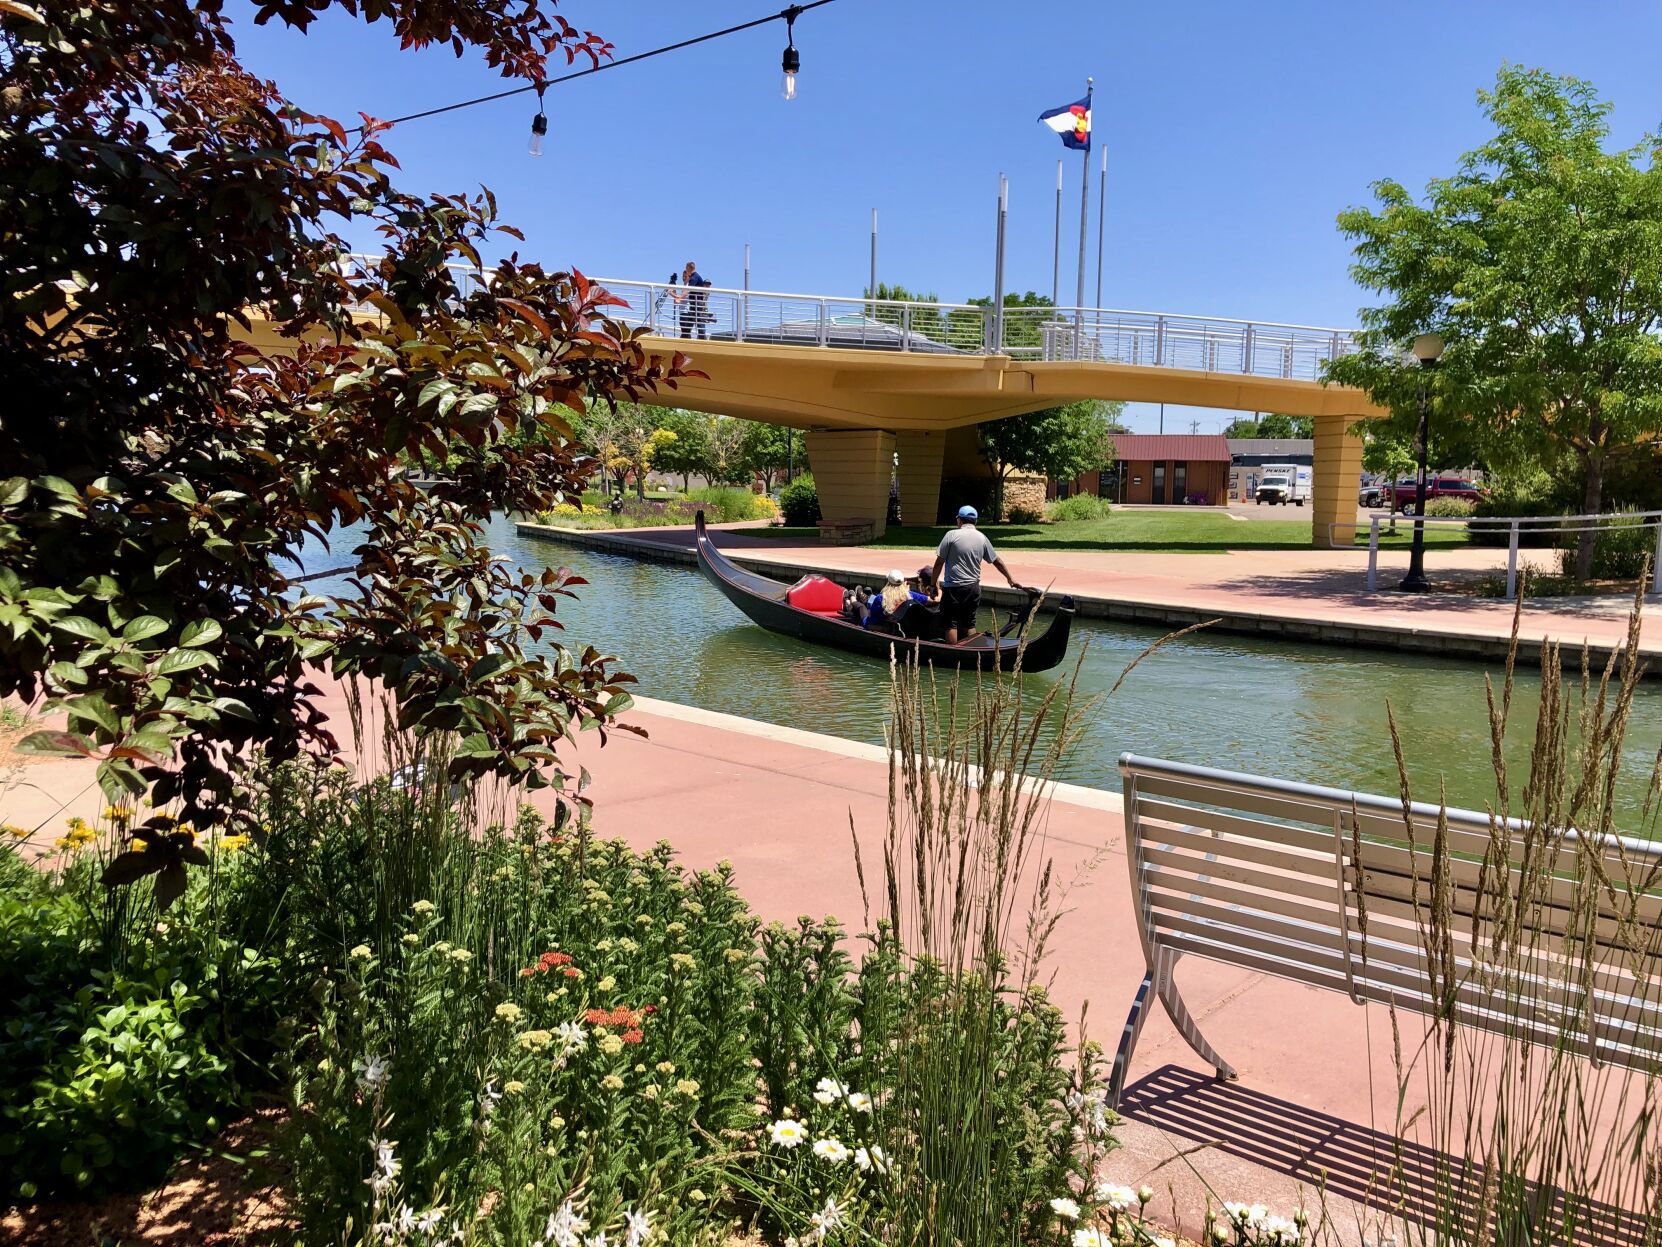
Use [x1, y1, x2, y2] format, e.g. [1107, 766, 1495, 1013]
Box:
[1094, 144, 1106, 310]
[1051, 158, 1062, 308]
[1074, 77, 1092, 353]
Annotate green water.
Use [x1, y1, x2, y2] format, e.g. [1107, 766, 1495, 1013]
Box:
[303, 516, 1662, 824]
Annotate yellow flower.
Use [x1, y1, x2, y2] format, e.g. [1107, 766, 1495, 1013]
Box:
[504, 1080, 526, 1095]
[494, 1002, 524, 1024]
[669, 953, 695, 971]
[598, 1033, 624, 1056]
[655, 1061, 677, 1074]
[104, 805, 133, 824]
[217, 834, 250, 853]
[349, 944, 373, 961]
[2, 824, 28, 840]
[601, 1074, 625, 1091]
[675, 1079, 700, 1097]
[641, 1084, 660, 1100]
[449, 948, 473, 964]
[596, 975, 616, 992]
[517, 1029, 553, 1051]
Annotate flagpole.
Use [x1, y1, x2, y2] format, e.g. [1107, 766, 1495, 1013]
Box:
[1075, 78, 1092, 355]
[1094, 144, 1106, 310]
[1051, 158, 1061, 309]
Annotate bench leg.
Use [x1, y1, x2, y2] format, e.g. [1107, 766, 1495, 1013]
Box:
[1109, 970, 1156, 1110]
[1154, 949, 1238, 1084]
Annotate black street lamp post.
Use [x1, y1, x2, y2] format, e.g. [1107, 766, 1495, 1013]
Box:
[1399, 333, 1445, 593]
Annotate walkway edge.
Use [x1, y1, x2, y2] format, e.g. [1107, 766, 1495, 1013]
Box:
[628, 695, 1122, 815]
[518, 521, 1655, 672]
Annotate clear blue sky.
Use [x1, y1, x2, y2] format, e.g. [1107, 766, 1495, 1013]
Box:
[232, 0, 1662, 433]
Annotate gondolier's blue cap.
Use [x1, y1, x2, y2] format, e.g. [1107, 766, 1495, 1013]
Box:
[957, 505, 978, 521]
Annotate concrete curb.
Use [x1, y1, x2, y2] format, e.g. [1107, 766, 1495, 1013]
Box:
[516, 522, 1658, 673]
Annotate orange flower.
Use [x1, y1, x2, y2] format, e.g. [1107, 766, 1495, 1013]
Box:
[621, 1029, 644, 1045]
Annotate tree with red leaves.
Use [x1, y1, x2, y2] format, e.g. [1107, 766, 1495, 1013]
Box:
[0, 0, 698, 893]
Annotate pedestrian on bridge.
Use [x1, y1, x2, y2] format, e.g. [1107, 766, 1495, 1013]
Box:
[929, 505, 1027, 645]
[672, 261, 712, 339]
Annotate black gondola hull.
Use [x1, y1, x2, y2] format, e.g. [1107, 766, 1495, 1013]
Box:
[694, 512, 1074, 673]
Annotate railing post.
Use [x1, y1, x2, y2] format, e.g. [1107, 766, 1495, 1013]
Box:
[817, 299, 827, 347]
[1155, 315, 1166, 367]
[1652, 516, 1662, 598]
[1242, 323, 1255, 374]
[901, 304, 911, 352]
[1367, 517, 1380, 592]
[1506, 521, 1520, 601]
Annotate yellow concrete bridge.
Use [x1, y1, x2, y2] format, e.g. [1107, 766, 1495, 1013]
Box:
[595, 278, 1382, 546]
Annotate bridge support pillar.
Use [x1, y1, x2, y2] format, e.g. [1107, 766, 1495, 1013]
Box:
[1312, 417, 1367, 549]
[894, 431, 945, 527]
[804, 429, 896, 537]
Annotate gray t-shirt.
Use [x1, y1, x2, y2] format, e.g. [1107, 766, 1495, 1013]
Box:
[936, 526, 998, 588]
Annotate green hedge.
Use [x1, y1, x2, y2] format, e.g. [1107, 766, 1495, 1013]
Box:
[779, 474, 821, 526]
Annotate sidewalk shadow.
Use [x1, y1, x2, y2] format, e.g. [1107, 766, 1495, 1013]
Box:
[1118, 1064, 1654, 1245]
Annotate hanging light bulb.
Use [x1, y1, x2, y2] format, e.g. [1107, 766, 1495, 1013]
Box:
[780, 7, 801, 100]
[528, 85, 548, 157]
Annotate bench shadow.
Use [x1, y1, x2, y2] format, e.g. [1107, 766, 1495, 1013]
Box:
[1118, 1064, 1654, 1245]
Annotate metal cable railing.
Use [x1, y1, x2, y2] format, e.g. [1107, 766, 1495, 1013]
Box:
[336, 256, 1361, 380]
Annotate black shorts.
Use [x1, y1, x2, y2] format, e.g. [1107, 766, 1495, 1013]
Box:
[940, 584, 980, 632]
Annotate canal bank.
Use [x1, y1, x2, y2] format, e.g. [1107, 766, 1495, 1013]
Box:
[517, 519, 1662, 673]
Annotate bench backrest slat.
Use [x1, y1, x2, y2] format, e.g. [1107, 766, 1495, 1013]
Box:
[1121, 754, 1662, 1075]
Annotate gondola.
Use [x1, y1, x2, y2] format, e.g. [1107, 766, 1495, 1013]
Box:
[694, 511, 1075, 672]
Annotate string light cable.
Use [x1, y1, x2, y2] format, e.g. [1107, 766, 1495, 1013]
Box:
[346, 0, 837, 139]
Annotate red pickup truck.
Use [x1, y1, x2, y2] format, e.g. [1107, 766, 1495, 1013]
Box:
[1390, 478, 1486, 512]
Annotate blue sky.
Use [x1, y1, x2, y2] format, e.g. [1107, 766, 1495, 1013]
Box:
[232, 0, 1662, 433]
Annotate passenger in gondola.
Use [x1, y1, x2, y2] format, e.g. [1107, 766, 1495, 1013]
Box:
[864, 569, 931, 633]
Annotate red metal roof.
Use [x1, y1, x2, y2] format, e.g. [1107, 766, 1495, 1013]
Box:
[1110, 434, 1232, 462]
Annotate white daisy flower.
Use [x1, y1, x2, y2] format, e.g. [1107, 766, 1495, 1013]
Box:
[768, 1118, 809, 1148]
[1049, 1196, 1081, 1220]
[812, 1137, 851, 1164]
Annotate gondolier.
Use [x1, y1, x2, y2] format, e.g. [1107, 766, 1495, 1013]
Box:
[930, 506, 1027, 645]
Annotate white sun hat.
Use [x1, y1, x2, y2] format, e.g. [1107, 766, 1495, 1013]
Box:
[886, 569, 905, 585]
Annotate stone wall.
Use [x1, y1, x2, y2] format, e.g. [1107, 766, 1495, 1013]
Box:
[1001, 474, 1048, 521]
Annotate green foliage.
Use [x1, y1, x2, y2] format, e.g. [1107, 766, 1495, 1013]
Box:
[0, 838, 285, 1198]
[0, 0, 667, 844]
[1326, 66, 1662, 579]
[968, 291, 1057, 353]
[979, 401, 1125, 488]
[1556, 511, 1657, 582]
[740, 422, 794, 490]
[780, 474, 823, 526]
[1222, 413, 1315, 439]
[646, 410, 711, 492]
[1425, 496, 1476, 518]
[1006, 505, 1043, 524]
[703, 417, 752, 486]
[688, 486, 772, 522]
[1047, 494, 1111, 523]
[579, 404, 681, 498]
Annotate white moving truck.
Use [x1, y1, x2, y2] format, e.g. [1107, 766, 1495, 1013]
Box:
[1254, 463, 1311, 507]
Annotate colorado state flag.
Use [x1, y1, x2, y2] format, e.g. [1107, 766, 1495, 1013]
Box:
[1039, 94, 1092, 150]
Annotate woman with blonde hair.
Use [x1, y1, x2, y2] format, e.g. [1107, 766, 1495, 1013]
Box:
[863, 569, 929, 631]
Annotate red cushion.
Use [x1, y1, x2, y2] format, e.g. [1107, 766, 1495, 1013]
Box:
[786, 575, 846, 613]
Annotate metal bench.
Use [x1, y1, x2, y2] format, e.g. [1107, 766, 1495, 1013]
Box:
[1110, 753, 1662, 1107]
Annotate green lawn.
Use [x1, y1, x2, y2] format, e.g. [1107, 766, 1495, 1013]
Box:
[753, 511, 1472, 554]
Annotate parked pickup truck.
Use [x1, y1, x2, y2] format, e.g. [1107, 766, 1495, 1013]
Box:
[1390, 477, 1487, 512]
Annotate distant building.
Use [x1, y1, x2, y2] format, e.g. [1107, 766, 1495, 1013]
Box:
[1227, 438, 1313, 502]
[1052, 434, 1233, 506]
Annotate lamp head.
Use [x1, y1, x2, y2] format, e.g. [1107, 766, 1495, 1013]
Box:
[1410, 333, 1446, 365]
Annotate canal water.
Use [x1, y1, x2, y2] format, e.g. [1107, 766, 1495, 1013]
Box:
[303, 516, 1662, 824]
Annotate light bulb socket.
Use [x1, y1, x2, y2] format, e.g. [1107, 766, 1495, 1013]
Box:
[530, 112, 549, 138]
[781, 45, 800, 74]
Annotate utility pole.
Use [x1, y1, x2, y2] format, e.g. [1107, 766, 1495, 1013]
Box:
[869, 208, 877, 309]
[992, 174, 1008, 352]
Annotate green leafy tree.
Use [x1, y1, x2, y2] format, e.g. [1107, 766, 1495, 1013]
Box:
[1221, 414, 1315, 439]
[704, 417, 751, 486]
[979, 401, 1125, 514]
[1326, 66, 1662, 578]
[649, 409, 710, 493]
[581, 404, 678, 498]
[968, 291, 1055, 354]
[0, 0, 701, 871]
[864, 282, 948, 342]
[741, 421, 794, 490]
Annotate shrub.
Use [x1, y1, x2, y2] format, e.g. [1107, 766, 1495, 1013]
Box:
[1006, 505, 1043, 524]
[1424, 496, 1476, 518]
[1047, 494, 1109, 523]
[780, 474, 822, 526]
[0, 833, 285, 1198]
[1470, 468, 1563, 547]
[1556, 510, 1656, 582]
[690, 486, 774, 522]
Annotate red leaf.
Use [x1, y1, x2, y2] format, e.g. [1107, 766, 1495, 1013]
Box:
[498, 297, 552, 339]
